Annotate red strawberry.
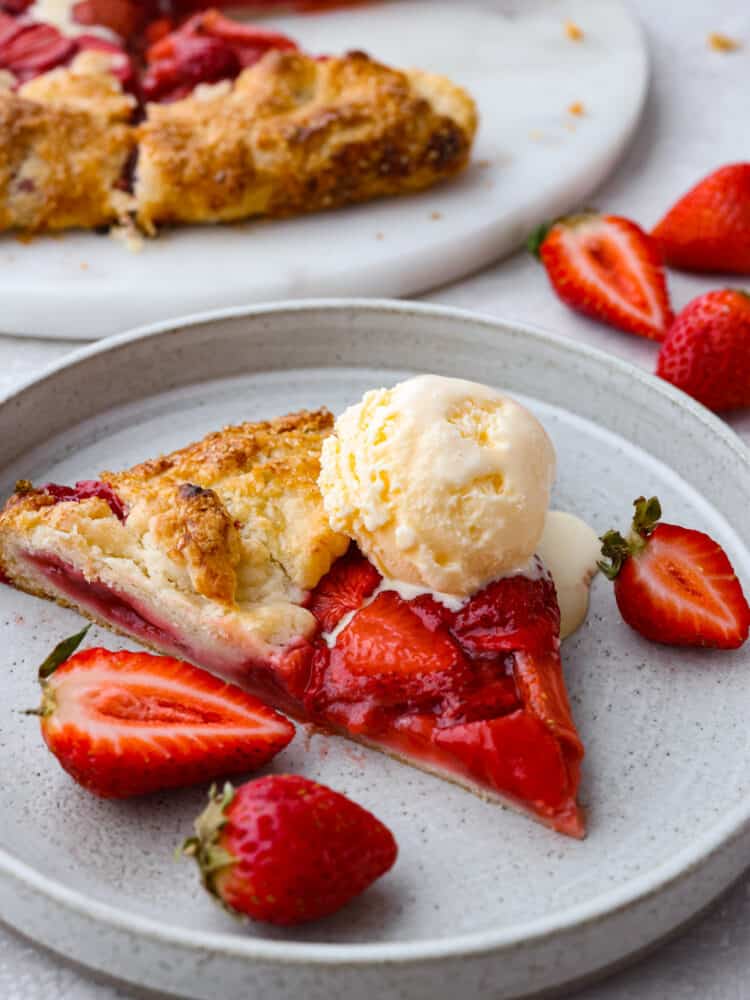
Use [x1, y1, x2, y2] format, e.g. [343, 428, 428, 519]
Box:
[36, 630, 295, 798]
[436, 712, 573, 813]
[39, 479, 128, 521]
[72, 0, 142, 38]
[656, 289, 750, 411]
[652, 164, 750, 274]
[307, 590, 469, 727]
[451, 569, 560, 657]
[142, 10, 297, 101]
[306, 545, 381, 633]
[181, 775, 397, 925]
[0, 22, 75, 81]
[141, 32, 240, 101]
[183, 9, 298, 64]
[529, 213, 673, 341]
[599, 497, 750, 648]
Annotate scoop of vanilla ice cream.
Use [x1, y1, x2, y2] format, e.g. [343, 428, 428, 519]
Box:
[318, 375, 556, 598]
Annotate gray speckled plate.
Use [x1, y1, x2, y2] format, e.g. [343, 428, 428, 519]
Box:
[0, 301, 748, 1000]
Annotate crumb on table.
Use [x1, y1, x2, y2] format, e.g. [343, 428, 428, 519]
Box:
[568, 101, 586, 116]
[708, 32, 741, 51]
[564, 19, 584, 41]
[430, 211, 443, 220]
[375, 232, 384, 240]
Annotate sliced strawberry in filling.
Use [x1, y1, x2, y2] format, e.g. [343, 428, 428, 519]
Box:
[72, 0, 145, 39]
[39, 480, 128, 522]
[141, 9, 298, 102]
[306, 589, 477, 731]
[451, 567, 560, 657]
[304, 552, 584, 836]
[0, 20, 75, 81]
[434, 713, 581, 835]
[304, 544, 381, 633]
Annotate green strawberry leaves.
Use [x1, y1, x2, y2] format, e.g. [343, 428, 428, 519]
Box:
[38, 626, 90, 680]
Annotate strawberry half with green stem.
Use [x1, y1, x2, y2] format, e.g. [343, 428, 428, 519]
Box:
[529, 213, 673, 341]
[599, 497, 750, 648]
[35, 630, 295, 798]
[181, 775, 397, 925]
[652, 164, 750, 275]
[656, 289, 750, 412]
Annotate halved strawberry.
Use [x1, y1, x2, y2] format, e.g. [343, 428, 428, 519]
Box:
[529, 213, 673, 341]
[652, 164, 750, 275]
[36, 631, 295, 798]
[306, 545, 381, 633]
[600, 496, 750, 648]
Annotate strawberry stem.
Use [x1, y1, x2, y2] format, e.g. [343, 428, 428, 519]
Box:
[598, 530, 631, 579]
[631, 496, 662, 538]
[37, 626, 90, 680]
[598, 496, 663, 579]
[180, 783, 237, 903]
[526, 221, 553, 258]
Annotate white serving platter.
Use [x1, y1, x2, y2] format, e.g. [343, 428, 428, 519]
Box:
[0, 0, 648, 339]
[0, 300, 749, 1000]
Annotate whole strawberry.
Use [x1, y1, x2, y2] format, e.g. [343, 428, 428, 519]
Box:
[652, 164, 750, 274]
[36, 630, 295, 798]
[181, 775, 397, 925]
[599, 497, 750, 648]
[529, 212, 673, 341]
[656, 289, 750, 411]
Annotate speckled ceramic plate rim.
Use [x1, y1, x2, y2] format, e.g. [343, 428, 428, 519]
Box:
[0, 299, 748, 968]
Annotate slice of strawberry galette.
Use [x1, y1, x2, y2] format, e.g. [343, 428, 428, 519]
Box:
[0, 397, 585, 837]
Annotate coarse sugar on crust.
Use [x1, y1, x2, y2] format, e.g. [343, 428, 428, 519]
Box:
[135, 49, 477, 231]
[0, 52, 136, 233]
[0, 409, 348, 658]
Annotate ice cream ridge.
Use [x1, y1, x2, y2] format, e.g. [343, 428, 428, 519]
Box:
[319, 374, 599, 638]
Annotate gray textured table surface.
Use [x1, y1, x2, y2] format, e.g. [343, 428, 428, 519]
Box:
[1, 1, 749, 997]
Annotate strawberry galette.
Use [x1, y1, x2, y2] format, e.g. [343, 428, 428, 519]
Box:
[0, 406, 584, 837]
[0, 3, 477, 235]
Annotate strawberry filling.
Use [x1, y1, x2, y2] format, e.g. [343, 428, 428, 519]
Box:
[19, 536, 583, 833]
[0, 12, 136, 85]
[39, 480, 128, 522]
[25, 551, 306, 714]
[141, 10, 298, 102]
[303, 549, 584, 835]
[0, 4, 296, 99]
[30, 553, 191, 655]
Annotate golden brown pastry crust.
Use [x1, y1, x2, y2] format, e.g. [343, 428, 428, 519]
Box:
[149, 483, 241, 605]
[19, 51, 137, 122]
[0, 409, 348, 615]
[0, 53, 136, 233]
[135, 49, 478, 230]
[0, 48, 476, 235]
